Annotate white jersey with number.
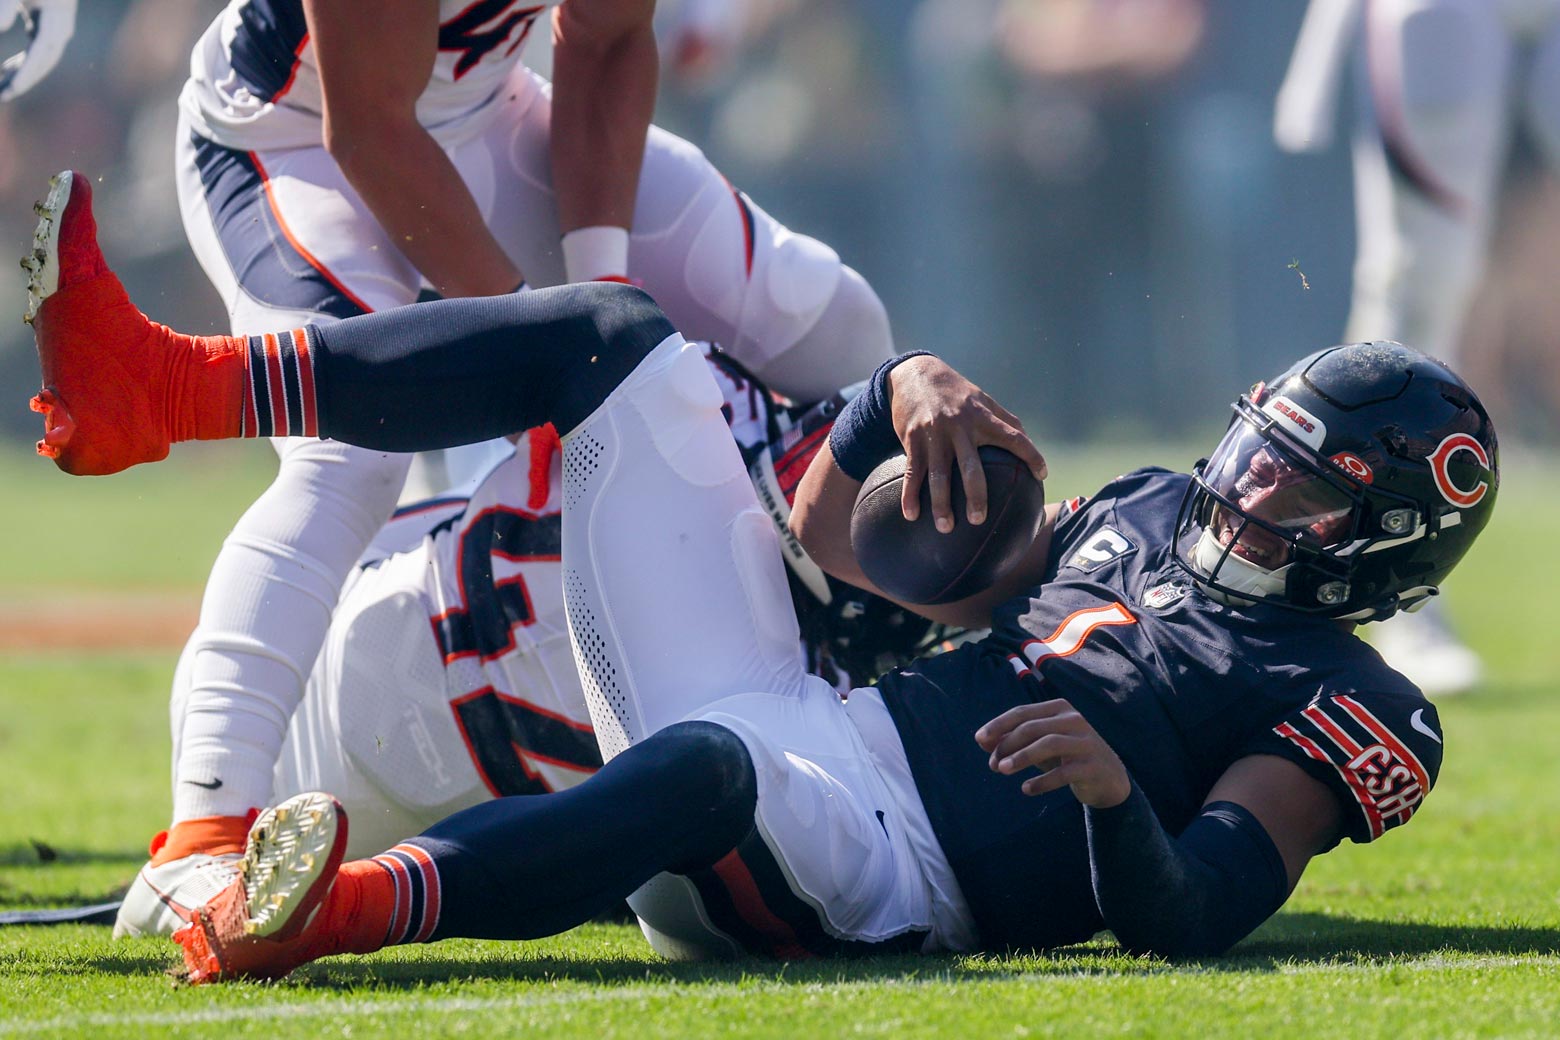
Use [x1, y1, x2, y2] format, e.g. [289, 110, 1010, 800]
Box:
[180, 0, 558, 151]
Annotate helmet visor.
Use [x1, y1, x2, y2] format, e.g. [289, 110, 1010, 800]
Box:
[1199, 420, 1358, 569]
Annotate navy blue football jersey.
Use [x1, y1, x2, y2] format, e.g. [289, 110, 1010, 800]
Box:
[878, 468, 1442, 950]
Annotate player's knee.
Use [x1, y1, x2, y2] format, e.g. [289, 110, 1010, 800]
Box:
[652, 721, 756, 808]
[643, 721, 758, 859]
[550, 281, 679, 432]
[589, 282, 677, 366]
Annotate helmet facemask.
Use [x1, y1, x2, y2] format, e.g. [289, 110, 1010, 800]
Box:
[1176, 394, 1434, 619]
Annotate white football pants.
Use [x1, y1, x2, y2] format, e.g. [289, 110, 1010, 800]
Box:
[558, 334, 975, 955]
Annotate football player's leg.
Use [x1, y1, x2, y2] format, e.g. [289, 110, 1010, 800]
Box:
[552, 328, 813, 757]
[111, 437, 409, 938]
[29, 192, 674, 468]
[483, 70, 893, 401]
[1345, 0, 1513, 365]
[174, 438, 408, 813]
[114, 133, 421, 929]
[113, 643, 246, 938]
[177, 721, 759, 982]
[626, 127, 893, 401]
[632, 686, 959, 960]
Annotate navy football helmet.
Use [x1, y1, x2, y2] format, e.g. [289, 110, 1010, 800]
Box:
[1174, 342, 1498, 621]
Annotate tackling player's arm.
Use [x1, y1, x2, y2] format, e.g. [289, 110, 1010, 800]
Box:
[551, 0, 659, 282]
[305, 0, 524, 298]
[977, 702, 1342, 957]
[790, 354, 1053, 629]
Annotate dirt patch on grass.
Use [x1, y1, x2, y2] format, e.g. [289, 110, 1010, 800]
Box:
[0, 593, 197, 652]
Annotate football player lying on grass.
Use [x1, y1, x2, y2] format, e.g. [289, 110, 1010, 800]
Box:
[112, 338, 951, 939]
[24, 170, 1497, 973]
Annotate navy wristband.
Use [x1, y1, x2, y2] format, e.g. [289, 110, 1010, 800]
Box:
[827, 351, 936, 481]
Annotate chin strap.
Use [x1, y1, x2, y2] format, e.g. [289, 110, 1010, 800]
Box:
[1188, 526, 1290, 605]
[1340, 585, 1439, 624]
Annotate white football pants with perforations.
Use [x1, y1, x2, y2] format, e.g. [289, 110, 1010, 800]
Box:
[557, 333, 975, 956]
[166, 63, 891, 823]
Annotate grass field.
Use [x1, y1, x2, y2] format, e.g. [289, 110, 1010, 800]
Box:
[2, 439, 1558, 1038]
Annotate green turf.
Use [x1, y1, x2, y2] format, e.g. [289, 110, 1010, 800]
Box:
[2, 444, 1557, 1038]
[0, 443, 277, 598]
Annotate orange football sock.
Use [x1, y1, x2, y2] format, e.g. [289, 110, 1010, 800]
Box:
[306, 859, 397, 957]
[148, 814, 255, 866]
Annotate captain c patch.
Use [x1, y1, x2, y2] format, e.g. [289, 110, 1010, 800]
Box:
[1064, 526, 1137, 574]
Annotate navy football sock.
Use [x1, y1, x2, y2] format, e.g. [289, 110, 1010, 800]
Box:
[406, 722, 758, 941]
[308, 282, 675, 451]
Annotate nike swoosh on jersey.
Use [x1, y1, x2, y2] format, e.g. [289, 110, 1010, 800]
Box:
[1409, 708, 1442, 745]
[184, 778, 224, 790]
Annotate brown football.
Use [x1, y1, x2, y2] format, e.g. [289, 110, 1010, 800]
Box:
[850, 446, 1045, 604]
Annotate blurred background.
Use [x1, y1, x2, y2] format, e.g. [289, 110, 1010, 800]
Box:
[1, 0, 1555, 451]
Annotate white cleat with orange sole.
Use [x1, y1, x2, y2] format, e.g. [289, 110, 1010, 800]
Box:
[174, 792, 349, 983]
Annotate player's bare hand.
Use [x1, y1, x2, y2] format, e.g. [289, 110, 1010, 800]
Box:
[887, 356, 1046, 534]
[974, 699, 1131, 808]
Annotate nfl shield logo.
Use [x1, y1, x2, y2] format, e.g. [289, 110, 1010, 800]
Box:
[1142, 580, 1190, 610]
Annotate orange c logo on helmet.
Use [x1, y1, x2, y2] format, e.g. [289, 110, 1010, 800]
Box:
[1426, 433, 1490, 508]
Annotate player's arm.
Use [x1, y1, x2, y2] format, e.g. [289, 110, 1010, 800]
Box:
[790, 353, 1052, 629]
[551, 0, 659, 282]
[305, 0, 523, 298]
[978, 702, 1341, 957]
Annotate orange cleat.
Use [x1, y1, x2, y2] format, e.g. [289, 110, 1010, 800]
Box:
[174, 792, 350, 984]
[23, 170, 246, 475]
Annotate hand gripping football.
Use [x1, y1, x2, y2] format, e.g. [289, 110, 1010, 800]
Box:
[850, 446, 1045, 605]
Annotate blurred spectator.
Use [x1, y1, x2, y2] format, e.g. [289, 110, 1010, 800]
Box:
[1275, 0, 1560, 696]
[995, 0, 1204, 88]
